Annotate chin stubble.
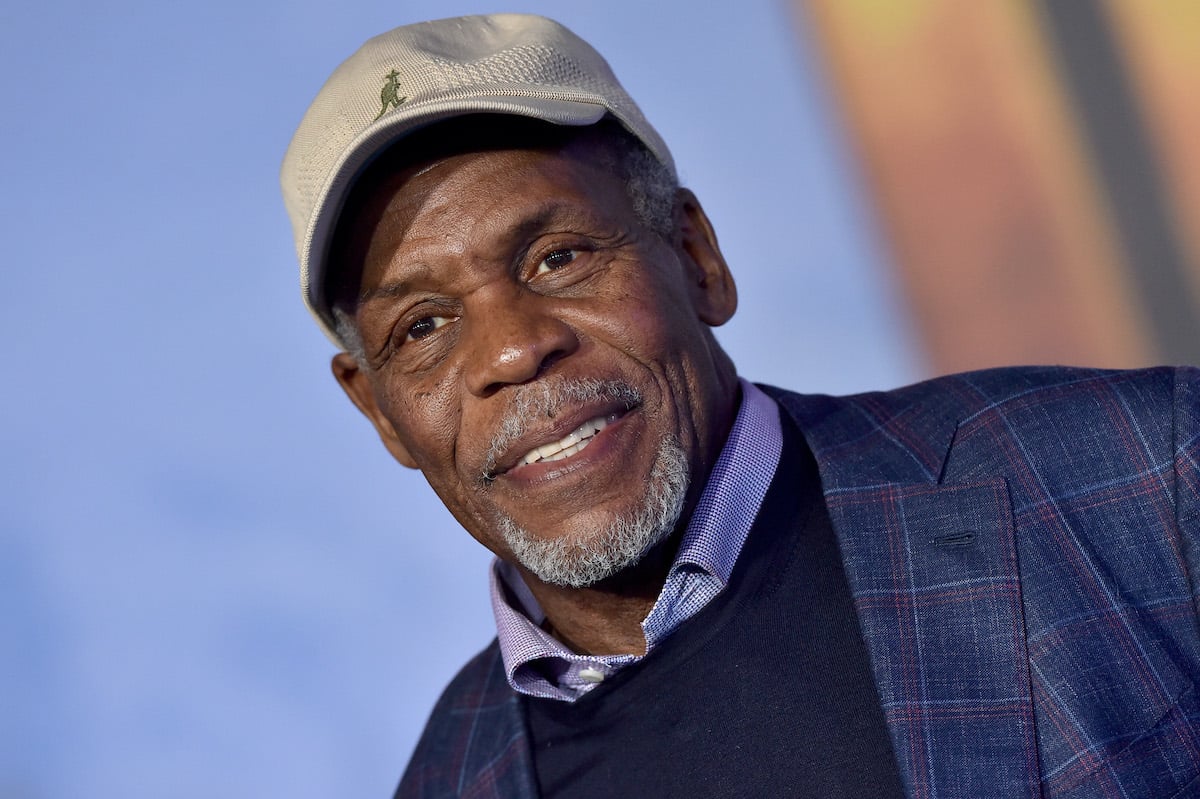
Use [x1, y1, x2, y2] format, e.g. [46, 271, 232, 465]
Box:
[496, 436, 689, 588]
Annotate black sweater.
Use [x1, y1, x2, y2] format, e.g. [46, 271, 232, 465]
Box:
[526, 415, 906, 798]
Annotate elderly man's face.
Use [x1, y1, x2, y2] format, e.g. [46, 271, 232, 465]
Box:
[333, 135, 737, 588]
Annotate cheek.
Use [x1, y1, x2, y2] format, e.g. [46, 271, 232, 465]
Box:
[385, 373, 464, 471]
[590, 270, 704, 369]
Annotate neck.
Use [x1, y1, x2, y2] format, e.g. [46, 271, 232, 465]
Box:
[517, 531, 682, 656]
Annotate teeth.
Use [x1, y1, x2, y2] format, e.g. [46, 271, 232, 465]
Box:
[519, 414, 617, 467]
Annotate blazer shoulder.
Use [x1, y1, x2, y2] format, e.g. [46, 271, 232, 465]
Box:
[761, 366, 1191, 487]
[766, 365, 1184, 420]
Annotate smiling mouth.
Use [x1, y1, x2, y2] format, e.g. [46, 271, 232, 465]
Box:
[480, 378, 642, 484]
[516, 412, 622, 468]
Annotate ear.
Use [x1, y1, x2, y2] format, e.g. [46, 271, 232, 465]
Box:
[331, 352, 419, 469]
[674, 189, 737, 326]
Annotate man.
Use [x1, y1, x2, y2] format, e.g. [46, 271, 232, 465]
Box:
[281, 14, 1200, 799]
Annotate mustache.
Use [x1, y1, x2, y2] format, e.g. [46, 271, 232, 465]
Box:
[481, 377, 641, 482]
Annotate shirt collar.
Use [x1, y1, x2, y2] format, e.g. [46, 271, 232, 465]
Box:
[664, 378, 784, 584]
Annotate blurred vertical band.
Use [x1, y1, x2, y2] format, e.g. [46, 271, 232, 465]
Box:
[1104, 0, 1200, 358]
[797, 0, 1200, 372]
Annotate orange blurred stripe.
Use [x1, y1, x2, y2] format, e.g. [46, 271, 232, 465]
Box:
[799, 0, 1155, 372]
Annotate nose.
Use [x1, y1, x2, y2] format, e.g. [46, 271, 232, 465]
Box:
[462, 288, 579, 398]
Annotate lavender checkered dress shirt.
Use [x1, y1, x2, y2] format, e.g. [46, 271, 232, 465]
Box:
[488, 379, 783, 702]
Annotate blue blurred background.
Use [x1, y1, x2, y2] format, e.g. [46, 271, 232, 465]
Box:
[0, 1, 921, 796]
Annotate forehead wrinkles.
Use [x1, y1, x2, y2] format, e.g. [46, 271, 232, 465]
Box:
[359, 170, 491, 288]
[336, 140, 636, 310]
[373, 146, 624, 241]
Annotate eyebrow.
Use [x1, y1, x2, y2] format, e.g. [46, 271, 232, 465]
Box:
[356, 200, 602, 306]
[359, 279, 416, 306]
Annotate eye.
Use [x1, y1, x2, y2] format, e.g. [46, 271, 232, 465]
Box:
[536, 248, 578, 275]
[404, 315, 451, 342]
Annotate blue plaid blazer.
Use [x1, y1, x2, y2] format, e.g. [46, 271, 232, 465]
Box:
[396, 366, 1200, 798]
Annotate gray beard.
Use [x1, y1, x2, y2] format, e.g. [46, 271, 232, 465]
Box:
[497, 436, 689, 588]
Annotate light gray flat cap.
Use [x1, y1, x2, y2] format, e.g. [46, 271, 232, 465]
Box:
[280, 14, 675, 347]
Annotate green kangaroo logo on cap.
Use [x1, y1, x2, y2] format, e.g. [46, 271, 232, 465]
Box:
[373, 70, 407, 121]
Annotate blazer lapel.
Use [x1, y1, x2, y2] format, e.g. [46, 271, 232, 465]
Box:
[777, 389, 1041, 799]
[828, 479, 1040, 799]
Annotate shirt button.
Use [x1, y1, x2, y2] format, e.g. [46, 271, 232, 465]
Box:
[579, 667, 605, 683]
